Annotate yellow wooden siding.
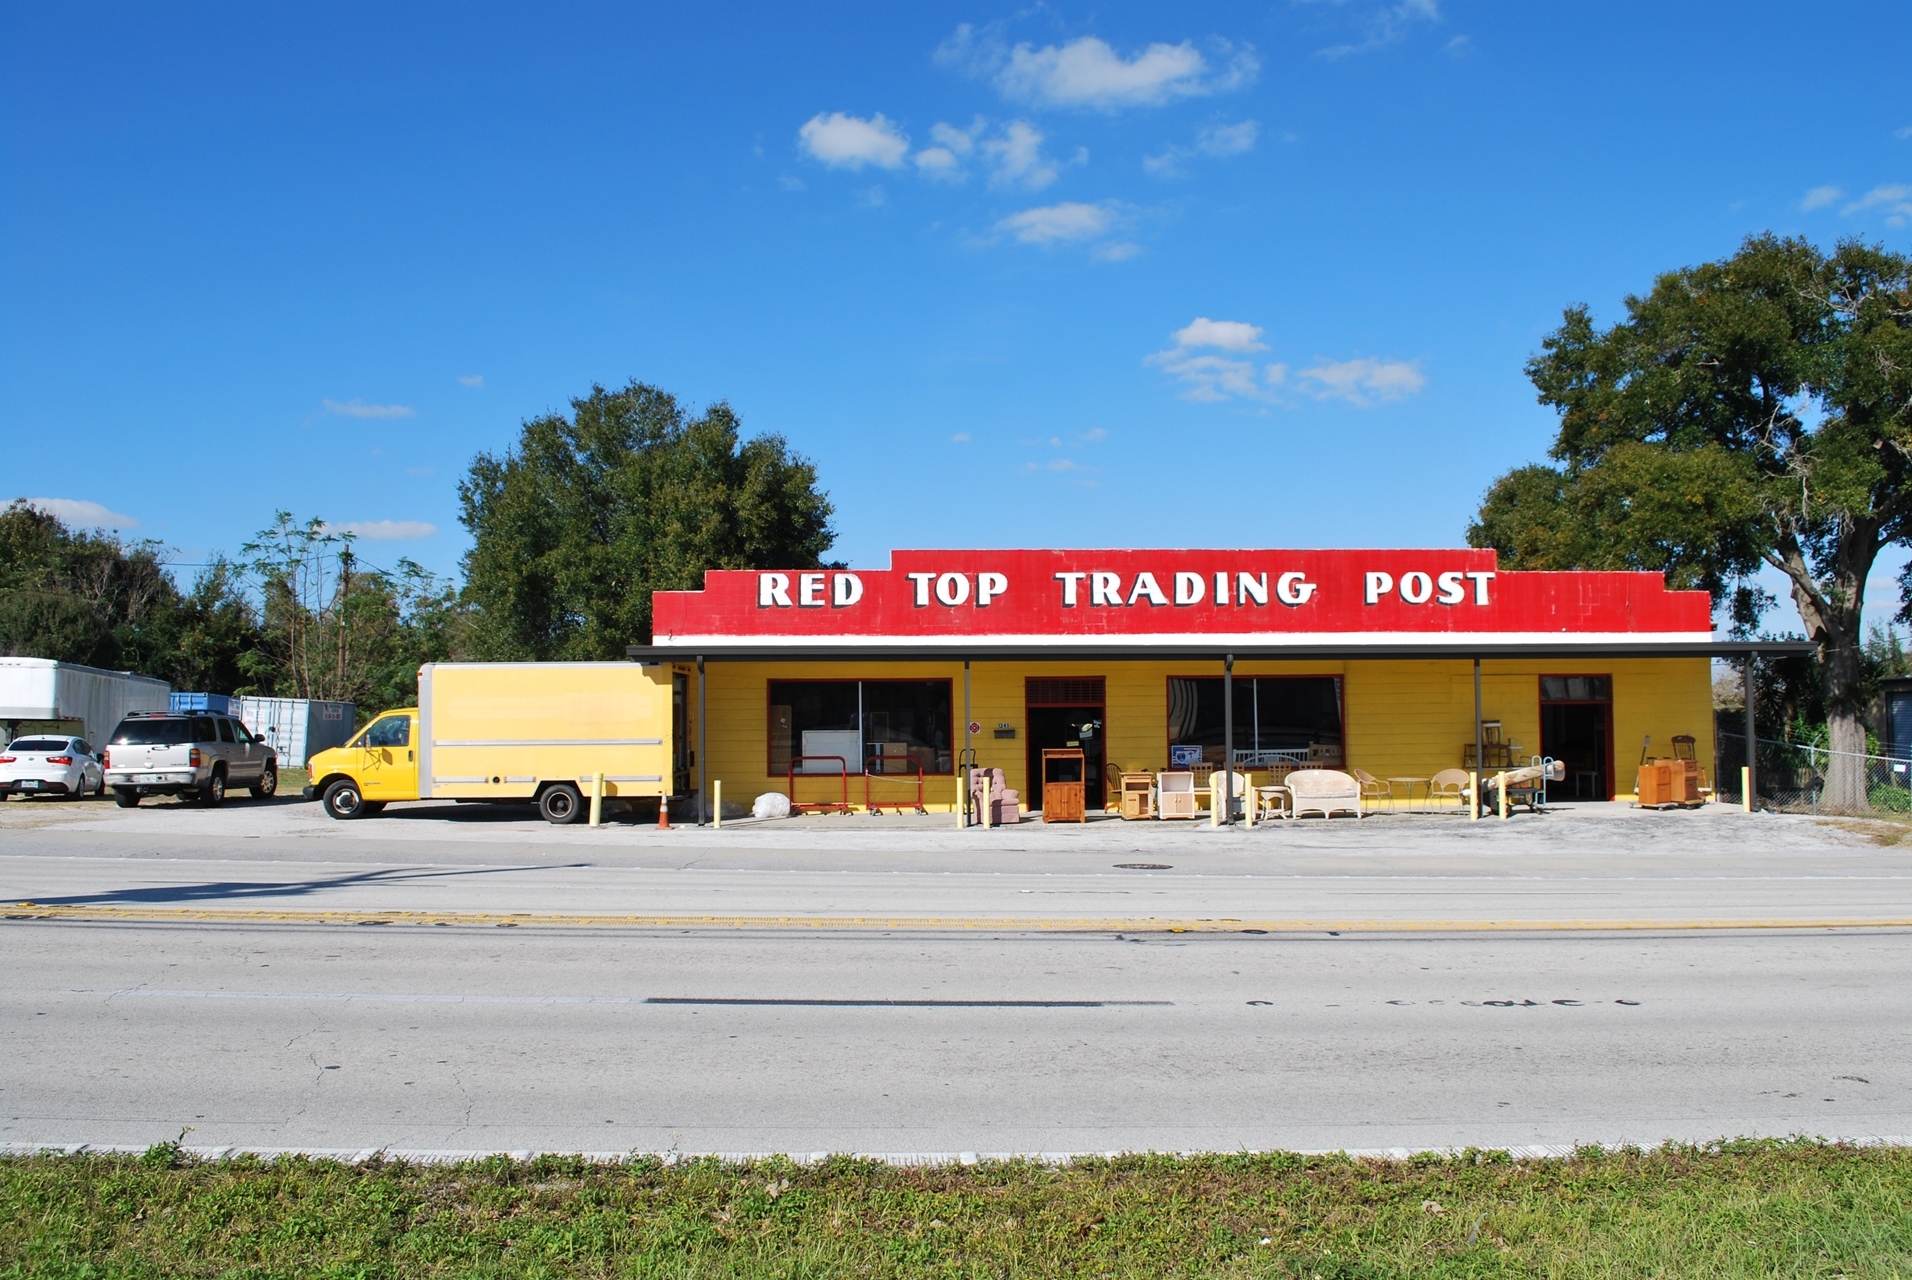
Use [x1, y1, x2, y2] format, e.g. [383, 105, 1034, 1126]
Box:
[693, 657, 1712, 811]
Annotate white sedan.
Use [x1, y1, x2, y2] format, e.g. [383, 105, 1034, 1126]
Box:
[0, 735, 106, 799]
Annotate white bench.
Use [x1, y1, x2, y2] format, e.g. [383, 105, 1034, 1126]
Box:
[1284, 769, 1364, 820]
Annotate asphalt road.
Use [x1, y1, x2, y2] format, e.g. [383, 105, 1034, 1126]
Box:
[3, 797, 1910, 1157]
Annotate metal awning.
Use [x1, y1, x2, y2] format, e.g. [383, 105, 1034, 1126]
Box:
[628, 639, 1815, 663]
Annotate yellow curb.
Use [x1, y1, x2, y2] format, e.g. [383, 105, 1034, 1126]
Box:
[7, 903, 1912, 933]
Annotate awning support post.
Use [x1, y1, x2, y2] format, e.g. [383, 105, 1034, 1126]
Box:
[1473, 657, 1483, 823]
[696, 656, 706, 827]
[1743, 651, 1757, 810]
[1223, 653, 1235, 826]
[961, 659, 972, 829]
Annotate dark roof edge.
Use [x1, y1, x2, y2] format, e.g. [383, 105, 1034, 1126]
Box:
[627, 640, 1815, 663]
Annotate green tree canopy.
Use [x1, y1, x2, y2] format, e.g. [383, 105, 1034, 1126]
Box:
[458, 381, 835, 658]
[1469, 233, 1912, 805]
[0, 500, 257, 690]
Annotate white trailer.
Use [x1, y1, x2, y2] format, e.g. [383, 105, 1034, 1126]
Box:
[0, 657, 171, 744]
[236, 696, 355, 767]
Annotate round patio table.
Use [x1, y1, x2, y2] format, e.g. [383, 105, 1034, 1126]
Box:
[1386, 776, 1429, 812]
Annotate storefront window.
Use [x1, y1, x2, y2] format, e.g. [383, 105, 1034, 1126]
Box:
[769, 680, 953, 776]
[1166, 676, 1344, 764]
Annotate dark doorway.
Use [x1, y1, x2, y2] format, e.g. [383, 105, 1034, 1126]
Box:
[1026, 677, 1105, 812]
[1540, 675, 1612, 800]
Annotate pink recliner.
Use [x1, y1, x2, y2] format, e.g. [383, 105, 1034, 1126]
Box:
[968, 767, 1022, 824]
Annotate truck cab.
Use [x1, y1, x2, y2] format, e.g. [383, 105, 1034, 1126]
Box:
[304, 709, 419, 819]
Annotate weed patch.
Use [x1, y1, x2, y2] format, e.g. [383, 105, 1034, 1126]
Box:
[2, 1140, 1908, 1277]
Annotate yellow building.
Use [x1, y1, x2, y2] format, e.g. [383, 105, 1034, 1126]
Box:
[630, 548, 1779, 817]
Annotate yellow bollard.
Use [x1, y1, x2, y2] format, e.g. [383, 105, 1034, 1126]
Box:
[1210, 778, 1221, 827]
[982, 772, 993, 829]
[1470, 770, 1480, 822]
[589, 772, 603, 827]
[713, 779, 722, 829]
[1741, 765, 1751, 813]
[1497, 771, 1508, 820]
[1245, 780, 1256, 828]
[956, 772, 966, 828]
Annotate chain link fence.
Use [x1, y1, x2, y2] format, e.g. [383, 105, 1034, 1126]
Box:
[1716, 731, 1912, 816]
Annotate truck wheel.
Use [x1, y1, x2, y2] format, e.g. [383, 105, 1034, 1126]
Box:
[251, 764, 278, 799]
[113, 788, 141, 808]
[538, 783, 584, 824]
[322, 779, 367, 819]
[198, 771, 226, 807]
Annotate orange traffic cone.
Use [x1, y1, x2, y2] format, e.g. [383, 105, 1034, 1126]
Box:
[657, 797, 670, 829]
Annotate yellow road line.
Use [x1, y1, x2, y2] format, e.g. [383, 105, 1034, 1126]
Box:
[7, 903, 1911, 932]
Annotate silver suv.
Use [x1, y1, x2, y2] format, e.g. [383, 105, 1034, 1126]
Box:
[103, 712, 279, 808]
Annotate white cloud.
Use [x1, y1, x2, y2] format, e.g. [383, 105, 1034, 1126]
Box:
[1801, 185, 1843, 210]
[1197, 119, 1259, 157]
[1297, 357, 1426, 404]
[914, 118, 1071, 189]
[19, 497, 138, 529]
[1149, 353, 1269, 402]
[1897, 126, 1912, 140]
[940, 25, 1257, 110]
[797, 112, 909, 170]
[323, 399, 415, 418]
[1091, 241, 1142, 262]
[1844, 183, 1912, 226]
[1146, 320, 1423, 405]
[951, 432, 972, 443]
[457, 374, 483, 388]
[914, 146, 964, 180]
[995, 201, 1113, 244]
[983, 120, 1060, 190]
[323, 519, 439, 541]
[1146, 119, 1258, 177]
[1317, 0, 1442, 60]
[1168, 316, 1268, 352]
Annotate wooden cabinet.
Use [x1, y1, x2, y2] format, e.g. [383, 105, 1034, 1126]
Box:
[1119, 772, 1154, 820]
[1042, 748, 1087, 823]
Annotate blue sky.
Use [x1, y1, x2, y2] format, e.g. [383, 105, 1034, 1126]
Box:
[4, 2, 1910, 634]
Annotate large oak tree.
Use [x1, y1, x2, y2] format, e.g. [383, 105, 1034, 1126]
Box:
[1470, 234, 1912, 808]
[458, 381, 835, 659]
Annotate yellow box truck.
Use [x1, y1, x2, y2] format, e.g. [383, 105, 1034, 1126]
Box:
[303, 662, 686, 823]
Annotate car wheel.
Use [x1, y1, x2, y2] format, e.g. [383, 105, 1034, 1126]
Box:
[322, 779, 367, 819]
[113, 788, 140, 808]
[538, 783, 584, 824]
[251, 764, 278, 799]
[198, 771, 226, 807]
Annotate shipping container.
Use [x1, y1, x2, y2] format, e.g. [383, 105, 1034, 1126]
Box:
[0, 657, 170, 744]
[170, 692, 246, 718]
[236, 697, 356, 767]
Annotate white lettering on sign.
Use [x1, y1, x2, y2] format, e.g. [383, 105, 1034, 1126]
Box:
[1276, 572, 1316, 606]
[1237, 572, 1268, 606]
[1174, 571, 1205, 606]
[1055, 571, 1085, 606]
[977, 572, 1008, 607]
[907, 572, 935, 607]
[1365, 568, 1496, 606]
[935, 572, 970, 606]
[1127, 572, 1169, 607]
[1090, 571, 1123, 607]
[759, 573, 792, 608]
[1215, 572, 1228, 606]
[832, 573, 863, 607]
[799, 572, 826, 607]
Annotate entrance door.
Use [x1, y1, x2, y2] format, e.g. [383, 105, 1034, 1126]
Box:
[1539, 675, 1613, 800]
[672, 671, 690, 797]
[1025, 677, 1105, 813]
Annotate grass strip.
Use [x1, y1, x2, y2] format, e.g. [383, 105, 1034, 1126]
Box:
[3, 1139, 1908, 1278]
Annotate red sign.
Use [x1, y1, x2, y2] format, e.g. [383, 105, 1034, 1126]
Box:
[649, 549, 1712, 646]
